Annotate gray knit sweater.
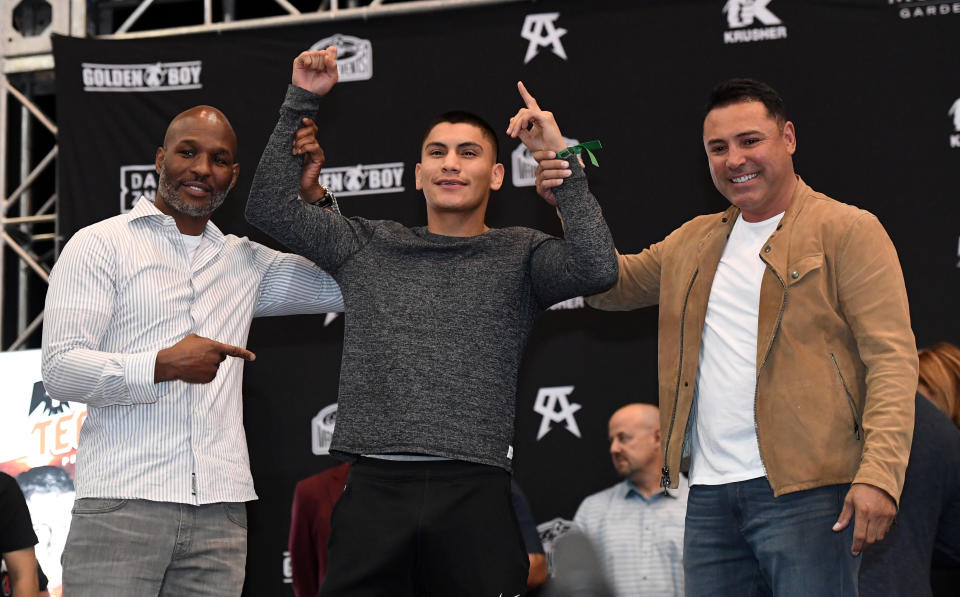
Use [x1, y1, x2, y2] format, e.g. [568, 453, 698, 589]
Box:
[246, 85, 617, 470]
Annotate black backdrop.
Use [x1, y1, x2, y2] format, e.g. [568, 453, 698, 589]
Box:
[52, 0, 959, 593]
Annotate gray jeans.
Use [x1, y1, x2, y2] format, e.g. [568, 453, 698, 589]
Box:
[62, 498, 247, 597]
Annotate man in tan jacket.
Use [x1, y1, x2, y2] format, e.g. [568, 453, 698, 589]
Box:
[534, 78, 917, 596]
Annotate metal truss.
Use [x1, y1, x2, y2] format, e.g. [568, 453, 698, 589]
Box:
[0, 73, 58, 351]
[0, 0, 520, 351]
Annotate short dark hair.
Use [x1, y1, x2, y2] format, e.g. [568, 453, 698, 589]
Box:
[704, 78, 787, 127]
[420, 111, 499, 162]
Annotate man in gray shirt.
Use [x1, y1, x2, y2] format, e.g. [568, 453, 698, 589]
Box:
[245, 47, 617, 596]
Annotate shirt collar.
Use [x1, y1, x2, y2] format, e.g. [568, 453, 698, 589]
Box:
[127, 194, 165, 221]
[622, 479, 678, 502]
[128, 195, 225, 246]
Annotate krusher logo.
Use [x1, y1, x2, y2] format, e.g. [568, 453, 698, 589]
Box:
[521, 13, 568, 64]
[722, 0, 787, 44]
[890, 0, 960, 20]
[317, 162, 405, 197]
[120, 164, 157, 213]
[511, 136, 579, 188]
[309, 34, 373, 82]
[949, 98, 960, 148]
[82, 61, 202, 92]
[533, 386, 582, 440]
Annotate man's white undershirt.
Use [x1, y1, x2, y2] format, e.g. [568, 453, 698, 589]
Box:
[688, 211, 784, 486]
[181, 232, 203, 265]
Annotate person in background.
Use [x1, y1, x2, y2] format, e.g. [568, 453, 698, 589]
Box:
[859, 343, 960, 596]
[35, 565, 48, 597]
[16, 466, 73, 592]
[573, 404, 686, 596]
[512, 480, 549, 592]
[917, 342, 960, 428]
[289, 463, 351, 597]
[0, 472, 39, 597]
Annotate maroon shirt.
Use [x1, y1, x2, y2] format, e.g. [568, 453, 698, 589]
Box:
[289, 463, 351, 597]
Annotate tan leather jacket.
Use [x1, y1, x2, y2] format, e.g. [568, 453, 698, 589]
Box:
[588, 178, 917, 503]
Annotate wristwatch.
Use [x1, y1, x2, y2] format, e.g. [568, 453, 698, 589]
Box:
[309, 185, 335, 208]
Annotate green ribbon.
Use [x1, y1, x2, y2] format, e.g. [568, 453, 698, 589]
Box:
[556, 140, 603, 167]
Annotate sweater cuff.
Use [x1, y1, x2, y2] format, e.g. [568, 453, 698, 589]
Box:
[553, 158, 589, 208]
[284, 84, 323, 113]
[563, 156, 586, 181]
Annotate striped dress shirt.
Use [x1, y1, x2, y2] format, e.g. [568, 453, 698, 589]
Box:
[573, 476, 688, 596]
[41, 196, 343, 504]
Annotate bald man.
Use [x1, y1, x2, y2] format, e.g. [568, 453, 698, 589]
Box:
[573, 404, 688, 596]
[42, 106, 343, 596]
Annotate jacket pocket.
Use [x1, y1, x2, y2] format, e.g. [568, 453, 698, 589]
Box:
[830, 352, 862, 440]
[786, 253, 824, 286]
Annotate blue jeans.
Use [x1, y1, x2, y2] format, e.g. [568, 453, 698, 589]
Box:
[684, 477, 859, 597]
[62, 498, 247, 597]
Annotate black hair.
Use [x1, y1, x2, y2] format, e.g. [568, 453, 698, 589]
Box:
[704, 78, 787, 127]
[420, 111, 499, 162]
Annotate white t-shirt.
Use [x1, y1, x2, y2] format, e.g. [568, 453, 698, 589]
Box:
[180, 232, 203, 265]
[688, 211, 784, 486]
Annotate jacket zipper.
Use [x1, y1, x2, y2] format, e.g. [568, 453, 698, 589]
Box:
[753, 266, 787, 479]
[661, 268, 699, 493]
[830, 352, 862, 440]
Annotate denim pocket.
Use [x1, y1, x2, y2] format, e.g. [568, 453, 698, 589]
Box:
[72, 497, 128, 514]
[222, 502, 247, 529]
